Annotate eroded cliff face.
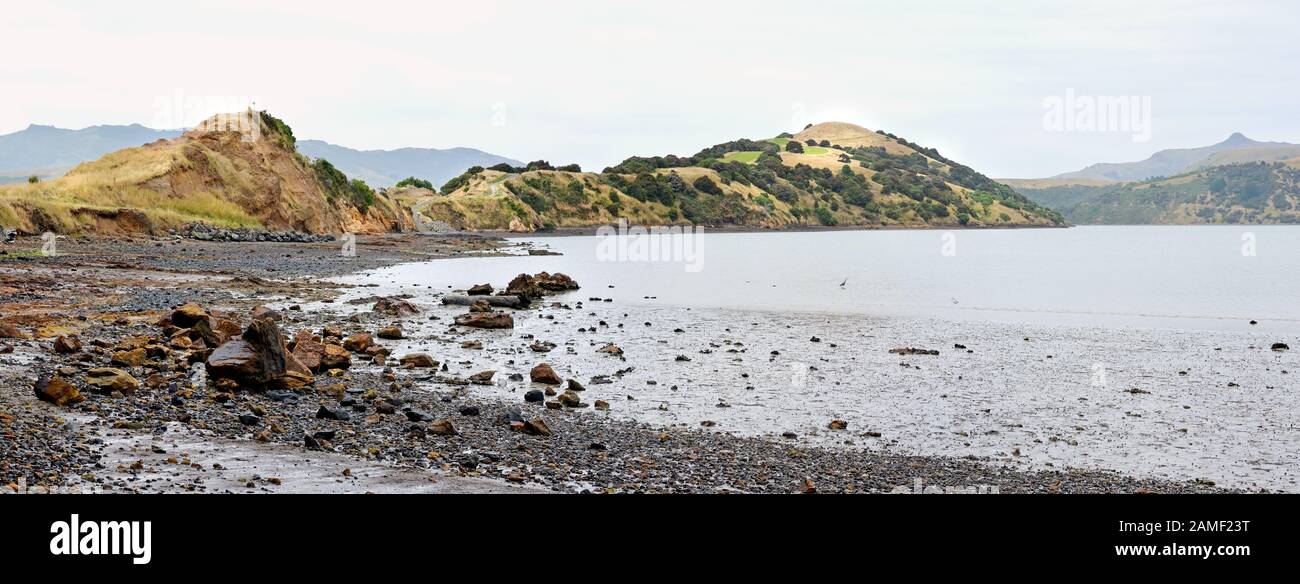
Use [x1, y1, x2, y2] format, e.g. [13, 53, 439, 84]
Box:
[0, 111, 412, 236]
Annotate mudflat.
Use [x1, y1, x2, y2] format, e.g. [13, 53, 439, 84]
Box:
[0, 233, 1230, 493]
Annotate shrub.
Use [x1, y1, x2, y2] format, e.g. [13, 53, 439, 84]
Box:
[348, 179, 377, 211]
[312, 159, 350, 200]
[259, 111, 296, 149]
[395, 177, 434, 190]
[815, 206, 837, 226]
[693, 175, 723, 195]
[518, 189, 550, 213]
[440, 174, 471, 194]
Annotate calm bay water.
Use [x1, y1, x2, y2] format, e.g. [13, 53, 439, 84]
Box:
[407, 226, 1299, 333]
[337, 226, 1300, 490]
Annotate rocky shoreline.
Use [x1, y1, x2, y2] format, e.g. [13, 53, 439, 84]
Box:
[0, 234, 1231, 493]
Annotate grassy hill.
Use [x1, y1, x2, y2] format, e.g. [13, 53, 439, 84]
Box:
[0, 112, 411, 235]
[413, 122, 1065, 231]
[1013, 161, 1300, 224]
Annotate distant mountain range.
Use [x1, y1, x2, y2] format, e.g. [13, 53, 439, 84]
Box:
[0, 122, 520, 188]
[1006, 133, 1300, 186]
[295, 140, 521, 188]
[0, 124, 181, 182]
[1003, 133, 1300, 224]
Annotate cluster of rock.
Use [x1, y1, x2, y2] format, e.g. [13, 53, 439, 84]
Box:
[518, 362, 609, 412]
[170, 223, 335, 243]
[34, 302, 254, 406]
[441, 272, 580, 331]
[33, 298, 444, 408]
[502, 272, 579, 303]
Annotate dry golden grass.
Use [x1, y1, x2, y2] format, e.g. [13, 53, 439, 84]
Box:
[0, 132, 266, 232]
[0, 166, 261, 233]
[793, 122, 915, 156]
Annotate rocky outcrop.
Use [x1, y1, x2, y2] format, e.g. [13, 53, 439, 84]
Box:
[205, 317, 310, 389]
[530, 363, 563, 385]
[454, 312, 514, 329]
[52, 335, 82, 354]
[84, 368, 140, 394]
[505, 274, 544, 301]
[398, 353, 438, 368]
[34, 376, 84, 406]
[372, 297, 420, 317]
[534, 272, 580, 291]
[503, 272, 580, 301]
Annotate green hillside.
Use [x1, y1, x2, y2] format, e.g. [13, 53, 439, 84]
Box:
[413, 122, 1065, 231]
[1014, 161, 1300, 224]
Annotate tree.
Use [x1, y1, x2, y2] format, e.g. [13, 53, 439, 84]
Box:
[785, 140, 804, 154]
[693, 175, 723, 195]
[27, 175, 39, 184]
[395, 177, 434, 190]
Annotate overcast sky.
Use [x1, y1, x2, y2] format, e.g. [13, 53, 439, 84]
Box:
[3, 0, 1298, 177]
